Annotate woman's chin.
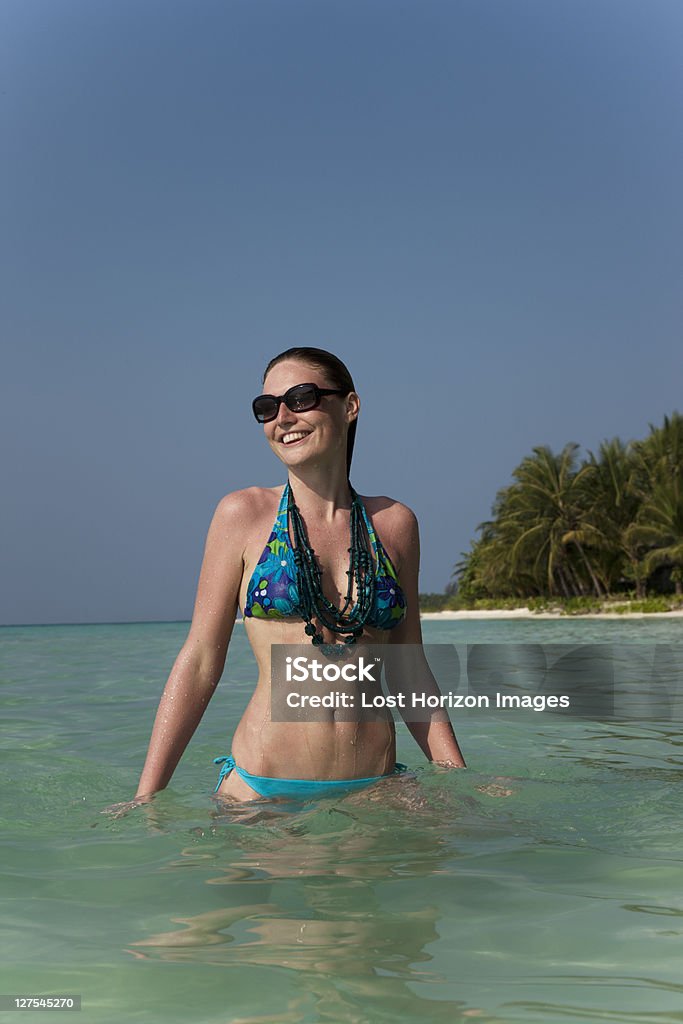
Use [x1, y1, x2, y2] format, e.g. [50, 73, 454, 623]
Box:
[274, 445, 312, 466]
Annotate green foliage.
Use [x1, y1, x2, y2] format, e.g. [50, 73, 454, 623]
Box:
[611, 597, 677, 614]
[561, 596, 604, 615]
[452, 412, 683, 605]
[418, 593, 451, 612]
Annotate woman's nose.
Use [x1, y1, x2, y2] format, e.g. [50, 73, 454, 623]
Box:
[273, 404, 296, 430]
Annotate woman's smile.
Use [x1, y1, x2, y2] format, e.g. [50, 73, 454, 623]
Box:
[280, 430, 313, 446]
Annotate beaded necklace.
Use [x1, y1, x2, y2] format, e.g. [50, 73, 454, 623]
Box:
[286, 484, 377, 650]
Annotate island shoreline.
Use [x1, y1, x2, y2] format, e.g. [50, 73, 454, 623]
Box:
[419, 608, 683, 620]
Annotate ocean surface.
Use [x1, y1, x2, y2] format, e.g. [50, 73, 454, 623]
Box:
[2, 617, 683, 1024]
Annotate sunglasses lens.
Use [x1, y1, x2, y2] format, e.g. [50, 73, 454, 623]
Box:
[286, 384, 318, 412]
[253, 385, 323, 422]
[253, 397, 279, 422]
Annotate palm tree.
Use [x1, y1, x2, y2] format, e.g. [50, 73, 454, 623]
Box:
[453, 414, 683, 603]
[627, 413, 683, 595]
[583, 438, 645, 596]
[498, 443, 605, 597]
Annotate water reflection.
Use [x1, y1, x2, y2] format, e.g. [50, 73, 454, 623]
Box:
[117, 717, 683, 1022]
[125, 779, 488, 1022]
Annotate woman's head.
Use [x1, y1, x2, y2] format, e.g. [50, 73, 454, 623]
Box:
[259, 348, 358, 480]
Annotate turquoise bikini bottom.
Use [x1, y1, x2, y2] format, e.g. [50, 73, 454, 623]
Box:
[213, 755, 408, 800]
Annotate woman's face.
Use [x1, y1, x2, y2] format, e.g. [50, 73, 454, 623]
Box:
[260, 359, 358, 470]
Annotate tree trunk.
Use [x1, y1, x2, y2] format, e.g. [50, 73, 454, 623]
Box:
[630, 557, 646, 599]
[561, 559, 580, 596]
[573, 538, 604, 598]
[556, 565, 571, 599]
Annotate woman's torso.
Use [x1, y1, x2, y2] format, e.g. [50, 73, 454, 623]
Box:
[230, 484, 407, 780]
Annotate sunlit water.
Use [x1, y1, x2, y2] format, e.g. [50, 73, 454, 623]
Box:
[1, 618, 683, 1024]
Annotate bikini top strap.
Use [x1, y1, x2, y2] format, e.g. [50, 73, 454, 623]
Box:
[352, 489, 380, 561]
[275, 483, 291, 530]
[353, 489, 401, 581]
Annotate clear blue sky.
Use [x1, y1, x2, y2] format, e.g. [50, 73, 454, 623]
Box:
[2, 0, 681, 625]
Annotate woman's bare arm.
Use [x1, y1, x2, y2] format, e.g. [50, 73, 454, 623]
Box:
[386, 504, 466, 768]
[133, 490, 251, 798]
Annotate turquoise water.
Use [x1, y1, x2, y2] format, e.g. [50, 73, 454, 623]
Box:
[2, 618, 683, 1024]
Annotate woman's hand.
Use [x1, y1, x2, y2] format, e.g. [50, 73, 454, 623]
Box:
[100, 794, 154, 819]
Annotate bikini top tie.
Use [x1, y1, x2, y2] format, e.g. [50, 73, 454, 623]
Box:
[243, 484, 407, 630]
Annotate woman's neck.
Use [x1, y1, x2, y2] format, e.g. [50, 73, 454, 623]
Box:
[287, 466, 353, 521]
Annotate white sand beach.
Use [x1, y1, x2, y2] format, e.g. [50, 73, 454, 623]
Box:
[420, 608, 683, 620]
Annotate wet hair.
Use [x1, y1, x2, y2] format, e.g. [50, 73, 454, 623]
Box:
[263, 347, 357, 481]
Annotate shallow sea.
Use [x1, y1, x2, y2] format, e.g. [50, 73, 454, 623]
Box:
[1, 618, 683, 1024]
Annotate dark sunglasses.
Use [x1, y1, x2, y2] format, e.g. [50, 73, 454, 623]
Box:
[252, 383, 346, 423]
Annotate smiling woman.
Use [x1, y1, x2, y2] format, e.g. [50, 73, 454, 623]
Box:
[106, 347, 465, 813]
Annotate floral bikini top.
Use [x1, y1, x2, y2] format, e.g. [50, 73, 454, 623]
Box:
[243, 483, 407, 630]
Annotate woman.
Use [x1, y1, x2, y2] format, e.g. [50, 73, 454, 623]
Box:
[129, 347, 465, 807]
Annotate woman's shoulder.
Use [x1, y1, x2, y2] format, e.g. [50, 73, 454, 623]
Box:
[212, 485, 284, 526]
[359, 494, 418, 540]
[358, 495, 419, 577]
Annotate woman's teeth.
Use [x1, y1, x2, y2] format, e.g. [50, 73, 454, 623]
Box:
[282, 432, 310, 445]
